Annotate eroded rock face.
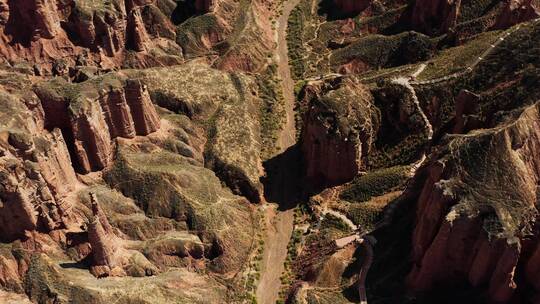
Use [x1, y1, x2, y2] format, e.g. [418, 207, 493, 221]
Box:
[7, 0, 61, 41]
[125, 79, 161, 135]
[0, 0, 183, 69]
[88, 213, 123, 277]
[0, 87, 78, 243]
[407, 101, 540, 302]
[34, 77, 161, 173]
[333, 0, 372, 16]
[301, 80, 380, 189]
[492, 0, 540, 30]
[404, 0, 461, 34]
[127, 8, 151, 52]
[0, 55, 263, 302]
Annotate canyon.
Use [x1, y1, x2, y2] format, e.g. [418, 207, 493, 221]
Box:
[1, 0, 540, 303]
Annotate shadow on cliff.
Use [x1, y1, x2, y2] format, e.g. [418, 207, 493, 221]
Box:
[171, 0, 208, 25]
[261, 144, 304, 210]
[317, 0, 368, 21]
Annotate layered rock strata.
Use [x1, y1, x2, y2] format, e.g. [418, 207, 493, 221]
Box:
[0, 0, 183, 69]
[35, 78, 161, 173]
[0, 100, 78, 242]
[407, 101, 540, 303]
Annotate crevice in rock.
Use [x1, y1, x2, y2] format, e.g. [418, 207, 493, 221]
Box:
[171, 0, 211, 25]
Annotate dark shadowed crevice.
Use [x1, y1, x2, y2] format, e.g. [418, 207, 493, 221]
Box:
[261, 144, 304, 210]
[171, 0, 210, 25]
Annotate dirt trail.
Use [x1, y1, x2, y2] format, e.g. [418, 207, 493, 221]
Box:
[256, 1, 302, 304]
[392, 70, 434, 140]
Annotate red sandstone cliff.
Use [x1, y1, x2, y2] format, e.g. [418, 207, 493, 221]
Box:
[127, 8, 151, 52]
[125, 79, 161, 135]
[0, 0, 182, 70]
[301, 80, 379, 189]
[407, 101, 540, 303]
[403, 0, 461, 34]
[87, 193, 124, 277]
[492, 0, 540, 30]
[0, 128, 78, 242]
[333, 0, 372, 16]
[35, 78, 160, 173]
[87, 192, 158, 278]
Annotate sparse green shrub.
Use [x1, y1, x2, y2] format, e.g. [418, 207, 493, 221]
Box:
[340, 166, 410, 203]
[320, 214, 351, 233]
[257, 64, 286, 159]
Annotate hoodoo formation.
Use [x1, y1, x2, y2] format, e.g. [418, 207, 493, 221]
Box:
[0, 0, 540, 303]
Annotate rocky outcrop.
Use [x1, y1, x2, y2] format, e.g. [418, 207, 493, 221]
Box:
[89, 193, 114, 235]
[35, 77, 161, 173]
[87, 194, 123, 277]
[127, 8, 151, 52]
[99, 87, 137, 139]
[403, 0, 461, 35]
[87, 192, 158, 278]
[301, 80, 380, 189]
[88, 214, 123, 277]
[0, 72, 80, 246]
[333, 0, 372, 17]
[452, 89, 481, 134]
[0, 164, 39, 241]
[0, 0, 183, 69]
[0, 125, 77, 242]
[68, 100, 114, 173]
[7, 0, 61, 41]
[492, 0, 540, 30]
[125, 79, 161, 135]
[406, 101, 540, 303]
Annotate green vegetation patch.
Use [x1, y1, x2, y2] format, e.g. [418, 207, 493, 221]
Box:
[287, 1, 310, 80]
[330, 31, 433, 70]
[256, 64, 286, 160]
[340, 166, 410, 203]
[418, 30, 502, 81]
[320, 213, 352, 235]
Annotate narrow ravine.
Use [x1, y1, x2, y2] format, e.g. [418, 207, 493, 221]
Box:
[256, 1, 302, 304]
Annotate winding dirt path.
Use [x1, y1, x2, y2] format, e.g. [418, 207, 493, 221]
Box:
[391, 64, 434, 141]
[256, 1, 302, 304]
